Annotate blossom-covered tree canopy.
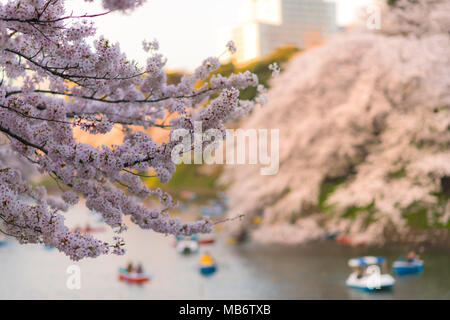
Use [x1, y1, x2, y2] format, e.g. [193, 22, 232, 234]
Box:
[221, 0, 450, 246]
[0, 0, 263, 260]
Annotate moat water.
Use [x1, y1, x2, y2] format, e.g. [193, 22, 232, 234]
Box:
[0, 206, 449, 299]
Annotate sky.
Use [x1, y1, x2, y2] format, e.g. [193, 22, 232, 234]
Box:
[67, 0, 375, 71]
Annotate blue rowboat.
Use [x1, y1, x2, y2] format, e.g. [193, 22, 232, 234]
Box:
[200, 264, 216, 276]
[0, 236, 7, 247]
[325, 232, 339, 240]
[392, 259, 423, 275]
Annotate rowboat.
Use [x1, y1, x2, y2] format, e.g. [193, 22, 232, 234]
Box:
[392, 259, 423, 275]
[198, 234, 216, 245]
[200, 264, 217, 275]
[176, 239, 199, 255]
[118, 268, 151, 284]
[336, 236, 352, 245]
[180, 191, 197, 201]
[0, 235, 7, 247]
[201, 203, 223, 215]
[198, 237, 216, 245]
[346, 256, 395, 291]
[325, 232, 339, 240]
[346, 272, 395, 292]
[199, 254, 217, 276]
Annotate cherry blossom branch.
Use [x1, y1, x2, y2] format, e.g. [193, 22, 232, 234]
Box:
[5, 48, 147, 82]
[0, 0, 262, 261]
[6, 87, 217, 105]
[0, 123, 48, 153]
[0, 11, 111, 24]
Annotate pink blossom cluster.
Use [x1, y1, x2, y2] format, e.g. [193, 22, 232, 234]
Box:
[0, 0, 266, 260]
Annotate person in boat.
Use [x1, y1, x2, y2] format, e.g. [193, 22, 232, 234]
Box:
[136, 264, 144, 274]
[85, 223, 92, 233]
[200, 252, 214, 265]
[126, 262, 134, 273]
[406, 251, 417, 263]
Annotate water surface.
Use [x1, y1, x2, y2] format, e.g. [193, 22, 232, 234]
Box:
[0, 207, 449, 299]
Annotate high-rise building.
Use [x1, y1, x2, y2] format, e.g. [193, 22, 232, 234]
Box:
[231, 0, 337, 62]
